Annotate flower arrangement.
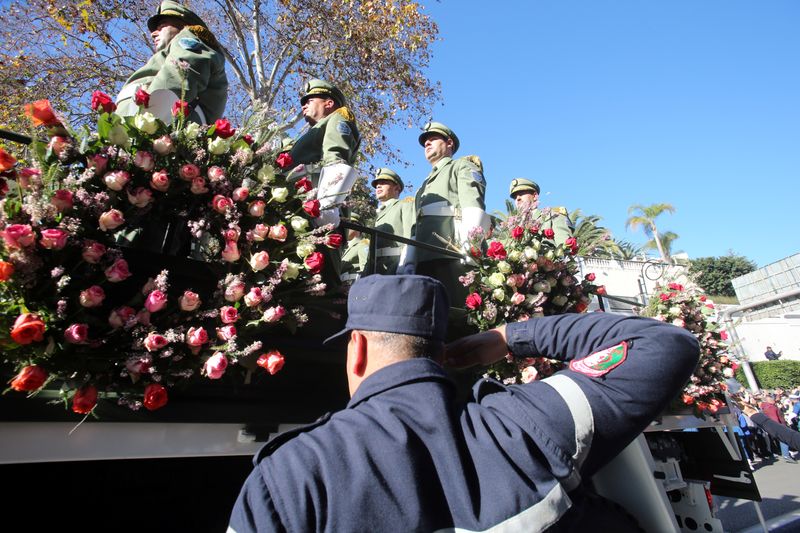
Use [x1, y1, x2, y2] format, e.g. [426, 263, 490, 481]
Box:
[0, 92, 339, 414]
[461, 206, 603, 384]
[642, 281, 734, 416]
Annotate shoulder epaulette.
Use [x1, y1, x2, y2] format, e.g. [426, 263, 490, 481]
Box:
[460, 154, 483, 172]
[335, 106, 356, 122]
[553, 206, 568, 216]
[186, 25, 220, 51]
[401, 196, 415, 203]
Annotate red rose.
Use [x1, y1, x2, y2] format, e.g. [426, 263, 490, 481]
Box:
[91, 90, 116, 113]
[529, 224, 540, 234]
[465, 292, 483, 310]
[699, 295, 707, 302]
[0, 148, 16, 172]
[325, 233, 343, 249]
[275, 152, 294, 169]
[470, 246, 481, 258]
[257, 350, 285, 375]
[543, 228, 555, 239]
[574, 301, 588, 313]
[72, 385, 98, 414]
[303, 199, 321, 218]
[682, 393, 695, 406]
[511, 226, 524, 240]
[486, 241, 507, 260]
[659, 293, 671, 301]
[24, 99, 61, 127]
[172, 100, 190, 117]
[720, 330, 728, 341]
[584, 273, 596, 282]
[305, 251, 324, 273]
[10, 365, 48, 391]
[10, 313, 46, 345]
[214, 118, 236, 138]
[0, 260, 14, 281]
[243, 134, 254, 145]
[134, 88, 150, 107]
[143, 383, 168, 411]
[294, 177, 313, 193]
[668, 283, 684, 291]
[596, 286, 607, 296]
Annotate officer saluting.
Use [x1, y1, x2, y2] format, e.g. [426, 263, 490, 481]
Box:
[115, 1, 228, 124]
[510, 178, 574, 246]
[229, 275, 700, 532]
[371, 168, 415, 275]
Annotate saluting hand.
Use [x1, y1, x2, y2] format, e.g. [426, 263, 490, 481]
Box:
[444, 325, 508, 369]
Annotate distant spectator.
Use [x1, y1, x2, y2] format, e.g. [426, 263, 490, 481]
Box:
[759, 394, 796, 462]
[764, 346, 782, 361]
[739, 401, 800, 456]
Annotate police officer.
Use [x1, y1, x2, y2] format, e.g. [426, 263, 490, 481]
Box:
[371, 168, 415, 275]
[115, 1, 228, 124]
[404, 122, 489, 306]
[228, 274, 699, 532]
[510, 178, 574, 246]
[339, 213, 370, 284]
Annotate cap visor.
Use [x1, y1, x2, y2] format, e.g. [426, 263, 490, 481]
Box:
[323, 327, 351, 346]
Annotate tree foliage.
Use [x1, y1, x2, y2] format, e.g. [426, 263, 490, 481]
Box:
[689, 253, 757, 297]
[568, 209, 620, 258]
[625, 202, 676, 263]
[0, 0, 440, 162]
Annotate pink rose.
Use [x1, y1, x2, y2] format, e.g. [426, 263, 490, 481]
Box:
[511, 292, 526, 305]
[304, 252, 324, 274]
[108, 306, 136, 329]
[216, 325, 237, 340]
[126, 356, 151, 375]
[179, 291, 201, 311]
[223, 228, 240, 242]
[249, 224, 268, 241]
[39, 228, 69, 250]
[3, 224, 35, 248]
[219, 306, 238, 324]
[98, 209, 125, 231]
[82, 241, 106, 263]
[465, 293, 482, 310]
[179, 163, 200, 181]
[232, 187, 249, 201]
[186, 326, 208, 346]
[103, 170, 130, 191]
[144, 333, 169, 352]
[104, 258, 132, 282]
[249, 251, 270, 271]
[190, 177, 208, 194]
[207, 166, 226, 182]
[152, 135, 174, 155]
[204, 352, 228, 379]
[51, 189, 73, 212]
[268, 224, 287, 242]
[248, 200, 266, 217]
[244, 287, 263, 307]
[64, 323, 89, 344]
[133, 151, 155, 172]
[127, 187, 154, 208]
[507, 274, 525, 288]
[221, 240, 240, 262]
[16, 167, 40, 189]
[150, 170, 170, 192]
[88, 154, 109, 175]
[144, 290, 167, 312]
[257, 350, 285, 375]
[520, 366, 538, 384]
[225, 280, 246, 302]
[79, 285, 106, 307]
[263, 305, 286, 323]
[212, 194, 232, 214]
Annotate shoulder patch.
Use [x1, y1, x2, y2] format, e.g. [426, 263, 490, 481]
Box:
[470, 170, 486, 186]
[569, 341, 628, 378]
[179, 37, 203, 51]
[336, 120, 352, 136]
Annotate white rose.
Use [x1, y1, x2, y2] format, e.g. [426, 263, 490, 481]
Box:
[208, 136, 231, 155]
[552, 294, 568, 306]
[296, 243, 315, 258]
[257, 165, 276, 184]
[290, 216, 309, 232]
[492, 288, 505, 302]
[497, 261, 512, 274]
[183, 122, 201, 138]
[507, 250, 522, 263]
[271, 187, 289, 202]
[108, 124, 130, 148]
[523, 247, 536, 260]
[282, 261, 300, 280]
[133, 112, 159, 135]
[487, 272, 506, 287]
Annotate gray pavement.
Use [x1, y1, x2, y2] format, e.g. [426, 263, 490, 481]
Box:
[716, 457, 800, 532]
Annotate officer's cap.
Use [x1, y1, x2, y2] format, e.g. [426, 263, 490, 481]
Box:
[325, 275, 449, 345]
[148, 1, 208, 31]
[418, 122, 460, 154]
[300, 79, 347, 107]
[509, 178, 540, 198]
[371, 168, 404, 189]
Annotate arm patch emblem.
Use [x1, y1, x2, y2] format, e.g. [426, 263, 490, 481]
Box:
[569, 341, 627, 377]
[179, 37, 203, 51]
[336, 121, 352, 136]
[471, 170, 486, 185]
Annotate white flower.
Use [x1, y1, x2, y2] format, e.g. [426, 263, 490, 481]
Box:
[507, 250, 522, 263]
[108, 124, 130, 148]
[290, 216, 309, 232]
[133, 112, 159, 135]
[492, 288, 505, 302]
[183, 122, 201, 138]
[236, 148, 253, 165]
[552, 294, 568, 306]
[296, 243, 315, 258]
[257, 165, 276, 184]
[523, 247, 536, 260]
[271, 187, 289, 202]
[497, 261, 512, 274]
[487, 272, 506, 287]
[208, 136, 231, 155]
[282, 262, 300, 280]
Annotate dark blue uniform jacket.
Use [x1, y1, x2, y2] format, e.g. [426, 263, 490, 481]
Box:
[229, 313, 699, 532]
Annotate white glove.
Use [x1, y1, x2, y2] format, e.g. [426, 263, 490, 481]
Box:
[397, 237, 416, 270]
[314, 163, 357, 229]
[457, 207, 491, 248]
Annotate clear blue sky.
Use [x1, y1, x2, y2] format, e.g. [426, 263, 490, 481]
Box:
[378, 0, 800, 267]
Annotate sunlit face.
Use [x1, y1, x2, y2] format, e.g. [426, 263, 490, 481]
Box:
[152, 19, 183, 50]
[514, 191, 539, 210]
[374, 180, 401, 202]
[302, 96, 335, 125]
[423, 134, 454, 165]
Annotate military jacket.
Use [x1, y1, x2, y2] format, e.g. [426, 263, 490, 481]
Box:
[414, 156, 486, 262]
[117, 27, 228, 123]
[228, 313, 699, 532]
[373, 197, 415, 275]
[529, 207, 574, 247]
[340, 237, 369, 280]
[289, 111, 360, 169]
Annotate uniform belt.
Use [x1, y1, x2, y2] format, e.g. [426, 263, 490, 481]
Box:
[418, 201, 460, 218]
[115, 84, 207, 124]
[375, 247, 402, 257]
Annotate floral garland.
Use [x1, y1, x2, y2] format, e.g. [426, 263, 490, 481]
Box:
[0, 91, 340, 414]
[461, 206, 603, 383]
[642, 281, 734, 416]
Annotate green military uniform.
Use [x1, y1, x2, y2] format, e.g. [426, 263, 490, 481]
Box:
[116, 1, 228, 124]
[509, 178, 573, 246]
[371, 168, 415, 275]
[412, 123, 488, 311]
[340, 237, 370, 283]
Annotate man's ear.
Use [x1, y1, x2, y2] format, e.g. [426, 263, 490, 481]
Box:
[350, 330, 368, 377]
[324, 98, 337, 112]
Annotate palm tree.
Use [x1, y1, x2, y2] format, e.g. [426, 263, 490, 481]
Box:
[625, 203, 676, 263]
[643, 231, 681, 261]
[569, 209, 621, 258]
[613, 240, 646, 261]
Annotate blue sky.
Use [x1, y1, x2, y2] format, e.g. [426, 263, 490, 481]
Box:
[378, 0, 800, 267]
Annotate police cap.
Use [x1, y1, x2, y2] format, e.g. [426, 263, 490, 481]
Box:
[300, 79, 347, 107]
[509, 178, 540, 198]
[371, 168, 404, 189]
[148, 1, 208, 31]
[418, 122, 460, 154]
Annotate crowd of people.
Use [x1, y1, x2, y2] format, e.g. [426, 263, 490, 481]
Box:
[733, 387, 800, 466]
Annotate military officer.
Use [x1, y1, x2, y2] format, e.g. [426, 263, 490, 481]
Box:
[115, 1, 228, 124]
[339, 214, 370, 284]
[371, 168, 415, 275]
[404, 122, 489, 307]
[509, 178, 574, 246]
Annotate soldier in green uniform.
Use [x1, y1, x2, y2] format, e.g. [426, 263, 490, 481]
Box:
[509, 178, 574, 246]
[339, 214, 370, 284]
[370, 168, 415, 275]
[403, 122, 490, 310]
[115, 1, 228, 124]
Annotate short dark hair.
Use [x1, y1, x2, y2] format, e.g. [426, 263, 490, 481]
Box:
[363, 331, 444, 361]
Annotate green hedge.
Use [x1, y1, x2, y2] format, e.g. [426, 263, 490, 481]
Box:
[735, 360, 800, 390]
